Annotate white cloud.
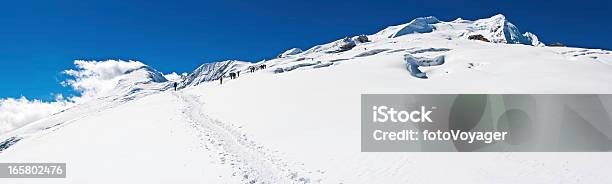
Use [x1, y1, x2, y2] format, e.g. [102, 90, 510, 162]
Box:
[1, 60, 151, 135]
[163, 72, 185, 82]
[62, 60, 147, 102]
[0, 96, 70, 134]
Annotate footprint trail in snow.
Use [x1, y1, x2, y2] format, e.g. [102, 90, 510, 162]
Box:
[174, 92, 319, 184]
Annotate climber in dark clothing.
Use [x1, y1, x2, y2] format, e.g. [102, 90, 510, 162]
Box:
[173, 82, 178, 91]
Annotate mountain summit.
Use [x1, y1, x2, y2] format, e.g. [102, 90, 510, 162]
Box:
[373, 14, 543, 46]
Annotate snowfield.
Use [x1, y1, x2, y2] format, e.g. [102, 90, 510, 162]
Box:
[1, 14, 612, 183]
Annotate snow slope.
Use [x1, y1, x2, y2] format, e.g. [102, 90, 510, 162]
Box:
[278, 48, 303, 58]
[2, 14, 612, 183]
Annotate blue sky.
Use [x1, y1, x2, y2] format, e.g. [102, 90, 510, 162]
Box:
[1, 0, 611, 101]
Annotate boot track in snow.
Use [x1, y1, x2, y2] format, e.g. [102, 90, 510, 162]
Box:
[173, 92, 318, 184]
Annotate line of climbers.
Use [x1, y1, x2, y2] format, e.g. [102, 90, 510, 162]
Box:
[220, 64, 266, 85]
[172, 64, 268, 90]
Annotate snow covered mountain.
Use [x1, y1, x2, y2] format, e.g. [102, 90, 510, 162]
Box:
[61, 60, 171, 102]
[1, 14, 612, 183]
[174, 14, 552, 85]
[178, 60, 251, 88]
[101, 65, 170, 99]
[372, 14, 543, 46]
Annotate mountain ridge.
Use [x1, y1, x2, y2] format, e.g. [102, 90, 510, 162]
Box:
[173, 14, 547, 88]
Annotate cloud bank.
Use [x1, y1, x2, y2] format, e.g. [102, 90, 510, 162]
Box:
[1, 60, 153, 135]
[0, 96, 70, 134]
[163, 72, 185, 82]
